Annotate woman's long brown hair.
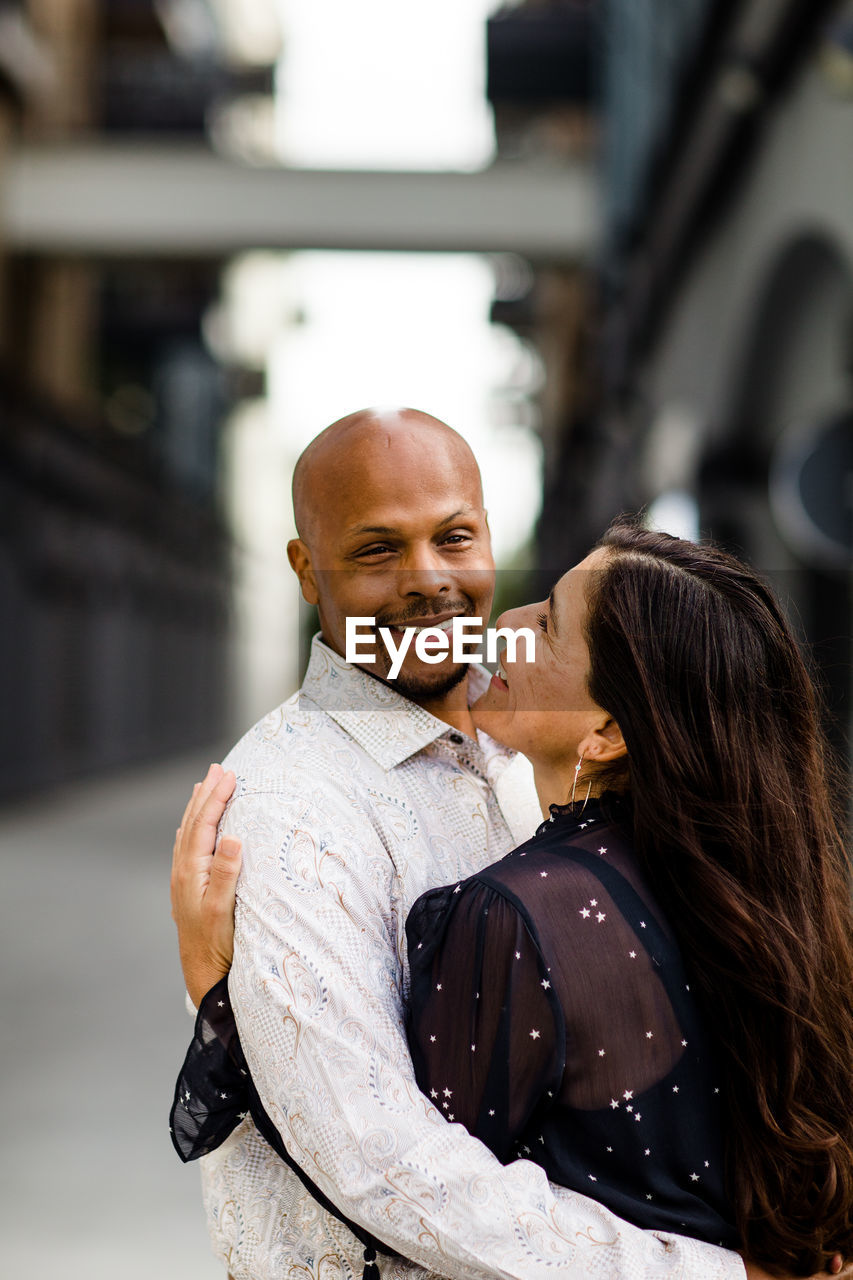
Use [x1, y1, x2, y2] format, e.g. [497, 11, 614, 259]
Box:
[584, 518, 853, 1275]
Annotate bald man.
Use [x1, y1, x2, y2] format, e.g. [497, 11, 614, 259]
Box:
[170, 408, 750, 1280]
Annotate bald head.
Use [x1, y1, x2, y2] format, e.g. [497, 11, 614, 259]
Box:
[292, 407, 482, 545]
[285, 405, 494, 706]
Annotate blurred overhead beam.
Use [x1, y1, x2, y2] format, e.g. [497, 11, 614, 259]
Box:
[2, 144, 598, 259]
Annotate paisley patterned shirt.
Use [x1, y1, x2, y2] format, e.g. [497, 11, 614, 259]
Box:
[198, 637, 744, 1280]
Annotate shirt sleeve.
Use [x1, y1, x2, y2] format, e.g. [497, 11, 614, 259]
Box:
[225, 780, 746, 1280]
[406, 880, 562, 1163]
[169, 978, 250, 1162]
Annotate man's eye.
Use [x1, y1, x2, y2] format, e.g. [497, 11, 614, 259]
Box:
[536, 611, 548, 632]
[442, 533, 472, 546]
[356, 545, 394, 558]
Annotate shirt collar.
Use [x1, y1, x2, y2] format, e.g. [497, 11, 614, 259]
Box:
[300, 635, 495, 771]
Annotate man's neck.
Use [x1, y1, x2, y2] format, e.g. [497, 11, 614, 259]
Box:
[413, 675, 477, 738]
[320, 634, 478, 738]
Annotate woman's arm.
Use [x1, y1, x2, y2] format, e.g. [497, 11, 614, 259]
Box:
[406, 878, 563, 1161]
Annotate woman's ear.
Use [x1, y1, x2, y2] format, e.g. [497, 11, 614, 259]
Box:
[580, 717, 627, 765]
[287, 539, 319, 606]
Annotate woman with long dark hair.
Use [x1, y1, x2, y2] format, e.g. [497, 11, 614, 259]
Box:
[171, 519, 853, 1277]
[406, 519, 853, 1275]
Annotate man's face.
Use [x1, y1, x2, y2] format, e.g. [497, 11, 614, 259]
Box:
[291, 434, 495, 703]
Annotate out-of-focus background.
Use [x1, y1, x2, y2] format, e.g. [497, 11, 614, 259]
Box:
[0, 1, 850, 1276]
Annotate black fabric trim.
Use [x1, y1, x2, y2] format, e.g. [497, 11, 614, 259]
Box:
[169, 978, 398, 1272]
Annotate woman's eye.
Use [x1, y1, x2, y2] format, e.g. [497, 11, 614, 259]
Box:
[536, 611, 548, 633]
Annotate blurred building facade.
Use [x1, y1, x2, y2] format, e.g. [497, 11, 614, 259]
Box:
[490, 0, 853, 768]
[0, 0, 274, 795]
[2, 0, 848, 791]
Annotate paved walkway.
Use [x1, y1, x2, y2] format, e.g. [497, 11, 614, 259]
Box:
[0, 753, 229, 1280]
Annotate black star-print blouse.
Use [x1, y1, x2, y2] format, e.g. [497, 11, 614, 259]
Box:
[405, 795, 738, 1247]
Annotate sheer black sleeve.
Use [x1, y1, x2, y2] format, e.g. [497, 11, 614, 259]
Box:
[169, 977, 251, 1162]
[406, 879, 564, 1162]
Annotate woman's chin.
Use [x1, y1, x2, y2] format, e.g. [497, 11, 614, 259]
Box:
[471, 694, 518, 749]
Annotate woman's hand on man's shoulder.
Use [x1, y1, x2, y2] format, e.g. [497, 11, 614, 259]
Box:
[171, 762, 241, 1007]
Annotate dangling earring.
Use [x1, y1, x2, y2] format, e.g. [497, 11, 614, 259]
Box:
[571, 751, 592, 811]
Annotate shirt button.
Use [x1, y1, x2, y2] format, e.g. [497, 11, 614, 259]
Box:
[449, 733, 464, 745]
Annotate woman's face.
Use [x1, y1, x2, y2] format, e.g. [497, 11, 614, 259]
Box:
[472, 548, 611, 771]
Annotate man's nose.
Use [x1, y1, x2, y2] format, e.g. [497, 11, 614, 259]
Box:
[396, 545, 454, 596]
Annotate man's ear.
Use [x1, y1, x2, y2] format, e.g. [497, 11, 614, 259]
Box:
[580, 717, 627, 765]
[287, 539, 319, 606]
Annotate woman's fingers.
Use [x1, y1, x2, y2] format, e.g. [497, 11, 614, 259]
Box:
[186, 763, 225, 833]
[205, 835, 242, 958]
[171, 765, 235, 917]
[170, 765, 240, 1002]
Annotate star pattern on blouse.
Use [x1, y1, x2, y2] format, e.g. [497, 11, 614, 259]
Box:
[402, 814, 729, 1243]
[217, 1000, 225, 1007]
[430, 1089, 438, 1098]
